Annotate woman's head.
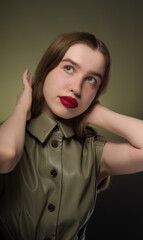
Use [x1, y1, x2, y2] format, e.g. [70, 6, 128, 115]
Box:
[31, 32, 111, 119]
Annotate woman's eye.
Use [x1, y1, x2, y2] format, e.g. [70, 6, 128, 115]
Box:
[87, 77, 97, 84]
[64, 66, 74, 73]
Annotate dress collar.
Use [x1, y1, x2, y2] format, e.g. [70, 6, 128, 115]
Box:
[26, 113, 75, 143]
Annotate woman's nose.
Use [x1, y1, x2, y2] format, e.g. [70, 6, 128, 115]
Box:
[70, 87, 80, 97]
[69, 77, 83, 97]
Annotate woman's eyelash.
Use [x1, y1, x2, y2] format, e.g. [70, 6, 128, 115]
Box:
[64, 65, 74, 73]
[86, 76, 97, 84]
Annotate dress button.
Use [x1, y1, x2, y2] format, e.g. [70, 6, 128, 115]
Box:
[50, 169, 57, 178]
[51, 140, 58, 148]
[48, 204, 55, 212]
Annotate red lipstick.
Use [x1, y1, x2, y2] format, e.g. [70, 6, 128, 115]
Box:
[59, 96, 78, 108]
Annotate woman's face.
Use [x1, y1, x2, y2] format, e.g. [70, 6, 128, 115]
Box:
[42, 43, 106, 120]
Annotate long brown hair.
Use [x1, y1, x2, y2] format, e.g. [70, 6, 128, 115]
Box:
[31, 32, 111, 192]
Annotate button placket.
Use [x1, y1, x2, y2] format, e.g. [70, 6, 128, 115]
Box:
[43, 129, 63, 237]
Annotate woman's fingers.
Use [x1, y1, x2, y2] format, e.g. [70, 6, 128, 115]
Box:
[22, 68, 29, 87]
[28, 73, 33, 85]
[22, 68, 33, 88]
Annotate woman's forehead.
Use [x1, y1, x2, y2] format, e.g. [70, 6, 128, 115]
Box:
[62, 43, 106, 75]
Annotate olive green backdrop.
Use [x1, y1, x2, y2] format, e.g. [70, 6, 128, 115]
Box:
[0, 0, 143, 238]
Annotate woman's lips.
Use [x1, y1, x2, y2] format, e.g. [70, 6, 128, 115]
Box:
[59, 96, 78, 108]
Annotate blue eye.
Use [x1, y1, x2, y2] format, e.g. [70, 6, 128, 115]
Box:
[64, 66, 74, 73]
[87, 77, 96, 84]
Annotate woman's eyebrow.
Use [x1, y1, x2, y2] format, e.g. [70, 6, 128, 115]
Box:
[90, 71, 103, 82]
[62, 58, 80, 68]
[61, 58, 103, 81]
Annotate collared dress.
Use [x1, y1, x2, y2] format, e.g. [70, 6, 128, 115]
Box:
[0, 114, 106, 240]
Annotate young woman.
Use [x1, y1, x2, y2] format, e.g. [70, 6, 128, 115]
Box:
[0, 32, 143, 240]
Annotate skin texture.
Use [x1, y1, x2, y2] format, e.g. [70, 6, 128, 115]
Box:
[42, 44, 105, 119]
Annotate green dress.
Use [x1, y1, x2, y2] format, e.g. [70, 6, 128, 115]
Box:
[0, 114, 106, 240]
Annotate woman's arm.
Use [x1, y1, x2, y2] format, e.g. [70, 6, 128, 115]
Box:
[85, 103, 143, 178]
[0, 69, 32, 173]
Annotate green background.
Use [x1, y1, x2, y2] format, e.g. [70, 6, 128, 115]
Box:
[1, 0, 143, 237]
[1, 1, 143, 128]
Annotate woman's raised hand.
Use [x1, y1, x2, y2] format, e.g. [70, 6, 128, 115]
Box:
[0, 68, 33, 172]
[16, 68, 33, 120]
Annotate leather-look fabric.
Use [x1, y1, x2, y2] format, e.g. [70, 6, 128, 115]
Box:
[0, 114, 106, 240]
